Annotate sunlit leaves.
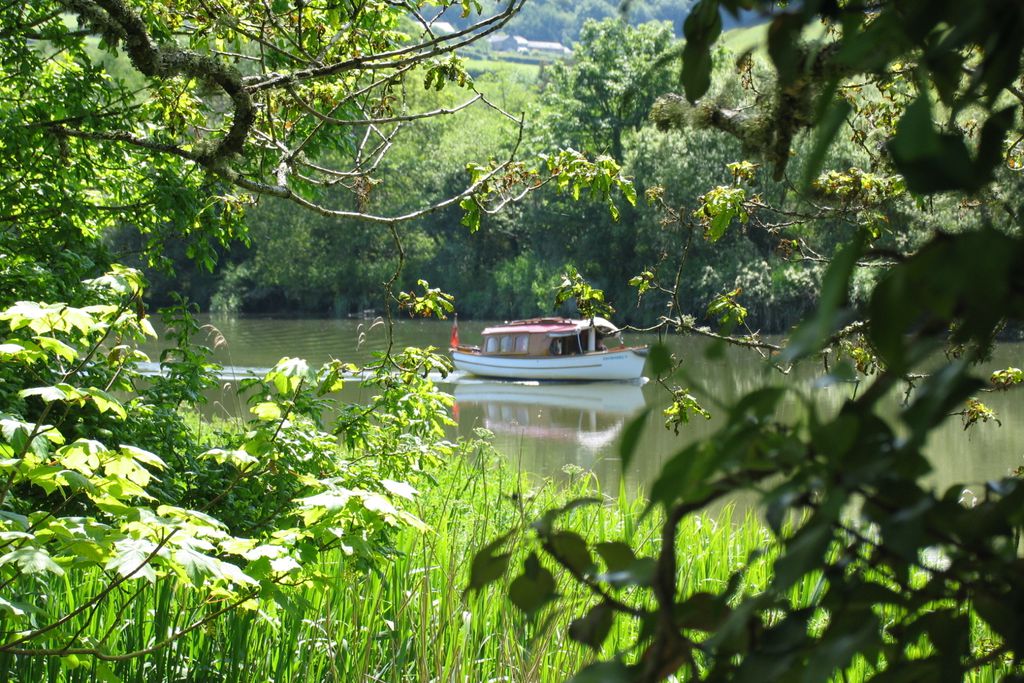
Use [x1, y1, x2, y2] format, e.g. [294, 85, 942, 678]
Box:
[812, 167, 905, 207]
[960, 398, 1000, 430]
[0, 547, 65, 577]
[693, 186, 749, 242]
[380, 479, 418, 500]
[397, 279, 455, 319]
[706, 288, 747, 329]
[460, 150, 637, 233]
[459, 195, 482, 232]
[726, 160, 758, 183]
[990, 367, 1023, 390]
[422, 55, 473, 91]
[663, 387, 711, 434]
[105, 538, 159, 583]
[1, 302, 96, 337]
[0, 260, 458, 666]
[628, 270, 655, 296]
[201, 447, 259, 467]
[554, 266, 614, 320]
[544, 149, 637, 220]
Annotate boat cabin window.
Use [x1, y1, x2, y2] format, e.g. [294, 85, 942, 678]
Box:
[484, 333, 532, 354]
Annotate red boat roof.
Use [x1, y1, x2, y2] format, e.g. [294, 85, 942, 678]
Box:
[480, 317, 621, 336]
[482, 321, 577, 335]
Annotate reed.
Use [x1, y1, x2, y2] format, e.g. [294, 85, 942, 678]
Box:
[3, 444, 1009, 682]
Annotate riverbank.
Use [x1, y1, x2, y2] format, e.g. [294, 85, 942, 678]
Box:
[1, 437, 764, 682]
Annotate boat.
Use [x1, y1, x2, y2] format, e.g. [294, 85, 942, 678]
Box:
[450, 317, 647, 381]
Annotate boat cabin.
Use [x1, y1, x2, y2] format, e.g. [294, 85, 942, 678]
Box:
[477, 317, 622, 357]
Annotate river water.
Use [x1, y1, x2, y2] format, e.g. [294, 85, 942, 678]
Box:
[141, 316, 1024, 497]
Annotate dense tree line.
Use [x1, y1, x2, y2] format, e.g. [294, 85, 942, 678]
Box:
[130, 16, 1020, 334]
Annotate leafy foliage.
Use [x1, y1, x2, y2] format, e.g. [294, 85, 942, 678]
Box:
[477, 2, 1024, 681]
[0, 270, 457, 669]
[0, 0, 499, 675]
[554, 266, 615, 320]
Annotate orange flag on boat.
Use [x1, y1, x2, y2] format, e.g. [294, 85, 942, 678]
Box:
[449, 314, 459, 348]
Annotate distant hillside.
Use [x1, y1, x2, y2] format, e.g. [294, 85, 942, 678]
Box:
[441, 0, 762, 45]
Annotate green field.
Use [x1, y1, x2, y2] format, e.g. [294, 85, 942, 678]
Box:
[465, 55, 544, 81]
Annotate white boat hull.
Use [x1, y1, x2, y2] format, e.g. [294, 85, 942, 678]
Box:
[451, 347, 647, 381]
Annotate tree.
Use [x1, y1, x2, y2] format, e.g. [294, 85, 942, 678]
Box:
[0, 0, 517, 674]
[542, 18, 677, 161]
[473, 2, 1024, 681]
[0, 2, 646, 675]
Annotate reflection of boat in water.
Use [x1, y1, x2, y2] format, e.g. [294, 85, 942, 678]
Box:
[452, 380, 647, 451]
[451, 317, 647, 381]
[453, 379, 646, 414]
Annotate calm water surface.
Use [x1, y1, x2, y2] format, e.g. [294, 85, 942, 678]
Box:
[143, 316, 1024, 497]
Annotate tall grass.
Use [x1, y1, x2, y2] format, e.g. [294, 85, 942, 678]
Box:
[2, 444, 1012, 682]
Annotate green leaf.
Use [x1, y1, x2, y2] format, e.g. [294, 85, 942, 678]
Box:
[596, 556, 655, 588]
[801, 97, 851, 190]
[201, 447, 258, 467]
[0, 596, 36, 618]
[252, 401, 282, 421]
[804, 611, 881, 683]
[94, 660, 123, 683]
[380, 479, 418, 500]
[0, 546, 65, 576]
[767, 12, 805, 86]
[676, 592, 731, 631]
[460, 196, 481, 232]
[902, 361, 982, 444]
[594, 541, 636, 573]
[782, 233, 863, 362]
[509, 553, 557, 615]
[549, 531, 595, 575]
[174, 545, 220, 585]
[86, 388, 127, 419]
[773, 522, 831, 591]
[533, 497, 602, 537]
[681, 0, 722, 101]
[567, 659, 631, 683]
[34, 336, 78, 361]
[707, 208, 732, 242]
[647, 343, 672, 376]
[105, 538, 159, 583]
[885, 94, 1007, 193]
[648, 440, 720, 510]
[19, 385, 68, 403]
[119, 444, 165, 470]
[467, 532, 512, 592]
[619, 408, 651, 471]
[569, 602, 614, 651]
